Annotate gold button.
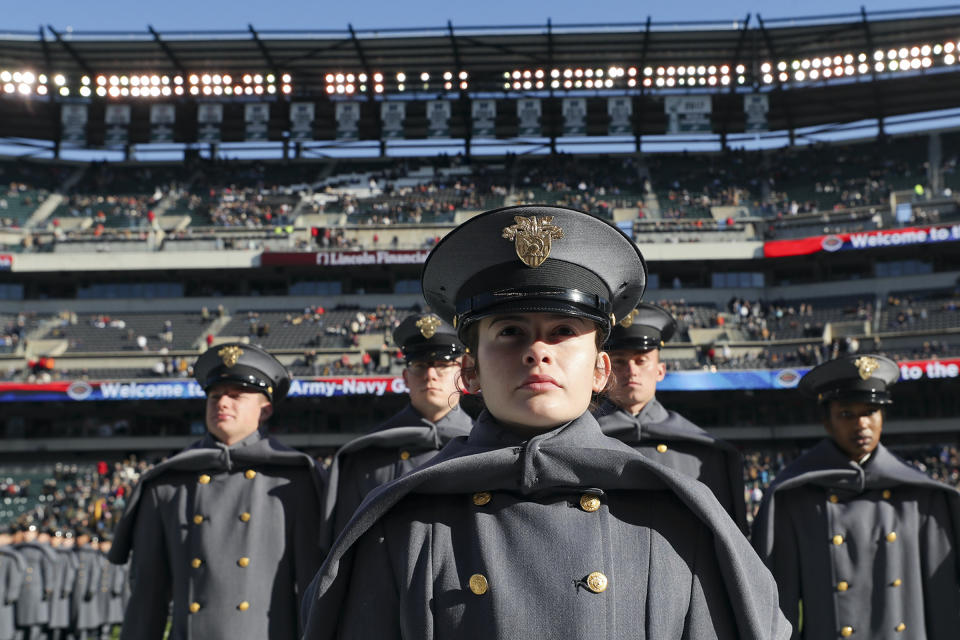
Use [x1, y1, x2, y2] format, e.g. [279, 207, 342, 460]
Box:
[580, 494, 601, 512]
[238, 557, 250, 568]
[656, 444, 668, 453]
[190, 558, 202, 569]
[829, 494, 839, 503]
[832, 534, 844, 545]
[586, 571, 608, 593]
[239, 512, 251, 522]
[399, 450, 411, 460]
[189, 602, 201, 614]
[891, 578, 902, 587]
[468, 574, 488, 595]
[244, 470, 257, 480]
[198, 474, 211, 485]
[840, 626, 853, 637]
[193, 515, 204, 525]
[836, 581, 849, 592]
[237, 601, 250, 611]
[886, 532, 897, 543]
[472, 491, 492, 506]
[895, 623, 906, 632]
[882, 489, 892, 499]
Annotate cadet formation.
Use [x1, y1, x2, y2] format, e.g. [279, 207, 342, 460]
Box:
[1, 204, 958, 639]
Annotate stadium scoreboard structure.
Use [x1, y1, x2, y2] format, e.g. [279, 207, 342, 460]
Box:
[3, 8, 960, 152]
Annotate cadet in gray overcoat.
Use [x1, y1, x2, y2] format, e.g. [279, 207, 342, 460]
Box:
[303, 205, 790, 639]
[325, 313, 474, 539]
[98, 537, 124, 639]
[753, 354, 960, 639]
[13, 525, 56, 640]
[109, 343, 326, 640]
[71, 531, 103, 640]
[595, 303, 747, 532]
[47, 530, 76, 640]
[0, 531, 25, 640]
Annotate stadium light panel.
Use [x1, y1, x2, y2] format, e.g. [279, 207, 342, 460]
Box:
[459, 71, 468, 80]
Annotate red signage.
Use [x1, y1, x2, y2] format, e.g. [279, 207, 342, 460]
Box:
[763, 223, 960, 258]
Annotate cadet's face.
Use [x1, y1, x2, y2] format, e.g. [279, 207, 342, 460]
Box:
[607, 348, 665, 414]
[464, 313, 610, 432]
[205, 383, 273, 446]
[402, 358, 463, 417]
[823, 400, 884, 460]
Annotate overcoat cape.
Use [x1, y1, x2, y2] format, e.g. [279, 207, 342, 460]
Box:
[596, 398, 747, 532]
[304, 411, 789, 639]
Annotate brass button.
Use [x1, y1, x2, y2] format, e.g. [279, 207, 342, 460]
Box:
[238, 557, 250, 568]
[891, 578, 902, 587]
[829, 494, 839, 503]
[832, 534, 844, 545]
[882, 489, 892, 499]
[399, 450, 411, 461]
[193, 515, 204, 525]
[237, 601, 250, 611]
[189, 602, 201, 613]
[472, 491, 492, 506]
[836, 581, 849, 592]
[244, 469, 257, 480]
[198, 474, 211, 485]
[840, 626, 853, 637]
[580, 494, 601, 512]
[895, 623, 905, 632]
[190, 558, 202, 569]
[468, 574, 488, 595]
[886, 532, 897, 543]
[586, 572, 608, 593]
[655, 444, 668, 453]
[239, 512, 251, 522]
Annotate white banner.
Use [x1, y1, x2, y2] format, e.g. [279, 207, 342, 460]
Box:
[562, 98, 587, 136]
[336, 102, 361, 140]
[744, 94, 769, 133]
[104, 104, 131, 146]
[244, 103, 270, 141]
[608, 97, 632, 135]
[517, 98, 541, 136]
[289, 102, 315, 142]
[150, 104, 176, 143]
[472, 99, 496, 138]
[381, 102, 406, 140]
[427, 101, 451, 138]
[665, 95, 712, 134]
[60, 104, 88, 145]
[197, 103, 223, 143]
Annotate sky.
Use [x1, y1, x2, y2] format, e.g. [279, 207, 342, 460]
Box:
[2, 0, 939, 33]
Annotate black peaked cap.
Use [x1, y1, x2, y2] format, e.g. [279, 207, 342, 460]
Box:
[193, 342, 291, 403]
[605, 303, 677, 351]
[798, 354, 900, 405]
[392, 313, 465, 362]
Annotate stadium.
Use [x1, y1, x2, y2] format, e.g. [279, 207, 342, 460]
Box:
[2, 3, 960, 637]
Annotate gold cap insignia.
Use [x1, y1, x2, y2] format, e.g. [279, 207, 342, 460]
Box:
[854, 355, 879, 381]
[218, 345, 244, 368]
[416, 315, 442, 339]
[502, 215, 564, 268]
[619, 309, 639, 328]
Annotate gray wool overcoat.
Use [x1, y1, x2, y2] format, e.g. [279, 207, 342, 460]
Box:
[0, 547, 24, 640]
[109, 430, 326, 640]
[595, 398, 748, 533]
[303, 410, 790, 639]
[752, 439, 960, 640]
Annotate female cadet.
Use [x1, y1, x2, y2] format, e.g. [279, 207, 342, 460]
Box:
[303, 205, 790, 639]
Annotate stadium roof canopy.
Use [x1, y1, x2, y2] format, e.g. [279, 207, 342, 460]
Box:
[2, 5, 960, 154]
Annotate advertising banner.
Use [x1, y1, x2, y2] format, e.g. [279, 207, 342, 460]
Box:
[562, 98, 587, 136]
[744, 94, 769, 133]
[150, 104, 176, 143]
[104, 104, 131, 146]
[289, 102, 315, 142]
[260, 250, 431, 267]
[472, 99, 496, 138]
[244, 103, 270, 142]
[61, 104, 88, 145]
[336, 102, 361, 140]
[2, 358, 958, 401]
[763, 223, 960, 258]
[197, 103, 223, 143]
[608, 96, 632, 135]
[517, 98, 541, 136]
[380, 102, 406, 140]
[426, 100, 451, 138]
[665, 95, 711, 134]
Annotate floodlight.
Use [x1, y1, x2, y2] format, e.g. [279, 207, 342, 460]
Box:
[282, 84, 292, 94]
[174, 86, 184, 95]
[80, 86, 91, 97]
[397, 83, 405, 91]
[946, 54, 956, 65]
[96, 87, 106, 96]
[374, 73, 384, 82]
[761, 62, 771, 73]
[810, 69, 819, 79]
[266, 74, 275, 83]
[459, 80, 468, 89]
[459, 71, 468, 80]
[282, 73, 291, 83]
[396, 72, 406, 82]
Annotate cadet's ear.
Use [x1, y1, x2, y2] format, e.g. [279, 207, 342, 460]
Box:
[593, 351, 612, 393]
[460, 353, 481, 393]
[259, 401, 274, 424]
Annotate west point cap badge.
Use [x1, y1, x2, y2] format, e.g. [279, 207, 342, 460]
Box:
[619, 309, 639, 328]
[218, 345, 244, 368]
[416, 315, 442, 339]
[854, 355, 880, 380]
[502, 215, 564, 268]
